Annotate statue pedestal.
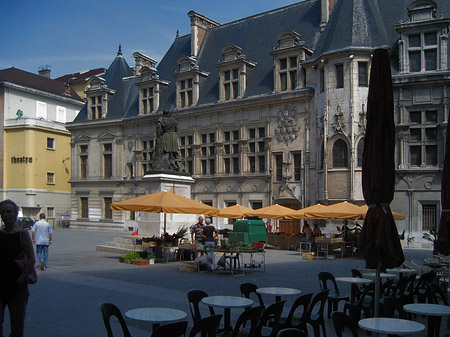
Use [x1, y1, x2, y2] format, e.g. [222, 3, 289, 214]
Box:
[137, 173, 196, 237]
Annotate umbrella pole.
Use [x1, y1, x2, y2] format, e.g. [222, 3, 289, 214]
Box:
[164, 213, 167, 235]
[374, 264, 381, 317]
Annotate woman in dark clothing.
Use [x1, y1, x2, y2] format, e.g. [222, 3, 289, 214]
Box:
[199, 218, 218, 271]
[0, 199, 35, 337]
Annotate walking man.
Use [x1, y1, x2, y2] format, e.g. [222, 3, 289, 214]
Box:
[31, 213, 52, 270]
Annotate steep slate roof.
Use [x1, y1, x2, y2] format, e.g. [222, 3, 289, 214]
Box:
[0, 67, 83, 101]
[74, 0, 450, 121]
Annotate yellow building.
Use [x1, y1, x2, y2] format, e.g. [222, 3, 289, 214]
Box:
[0, 67, 84, 222]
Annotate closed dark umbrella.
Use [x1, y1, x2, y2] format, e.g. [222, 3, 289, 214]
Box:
[437, 109, 450, 256]
[359, 49, 405, 315]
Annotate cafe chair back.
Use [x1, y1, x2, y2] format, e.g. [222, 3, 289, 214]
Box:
[254, 300, 285, 337]
[229, 305, 264, 337]
[331, 311, 359, 337]
[305, 290, 329, 337]
[318, 272, 349, 318]
[279, 293, 312, 330]
[350, 269, 365, 301]
[412, 270, 436, 303]
[188, 314, 222, 337]
[99, 302, 132, 337]
[426, 282, 449, 305]
[240, 282, 265, 308]
[277, 328, 307, 337]
[151, 321, 188, 337]
[344, 282, 374, 326]
[392, 273, 416, 306]
[380, 296, 406, 319]
[187, 289, 215, 323]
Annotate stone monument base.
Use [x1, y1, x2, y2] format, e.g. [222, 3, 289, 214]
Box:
[137, 172, 196, 237]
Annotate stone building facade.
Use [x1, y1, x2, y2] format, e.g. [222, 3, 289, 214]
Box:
[66, 0, 449, 245]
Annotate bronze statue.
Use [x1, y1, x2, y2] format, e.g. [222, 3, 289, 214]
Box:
[151, 110, 185, 172]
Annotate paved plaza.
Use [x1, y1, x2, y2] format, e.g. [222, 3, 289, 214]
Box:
[4, 228, 434, 337]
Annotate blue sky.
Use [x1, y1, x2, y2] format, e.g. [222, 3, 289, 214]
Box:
[1, 0, 297, 78]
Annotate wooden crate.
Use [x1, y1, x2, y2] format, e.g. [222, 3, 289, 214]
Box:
[302, 252, 315, 260]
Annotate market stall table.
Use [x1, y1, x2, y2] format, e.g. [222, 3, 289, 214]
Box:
[201, 296, 253, 334]
[359, 317, 425, 335]
[256, 287, 301, 303]
[403, 303, 450, 337]
[125, 307, 187, 332]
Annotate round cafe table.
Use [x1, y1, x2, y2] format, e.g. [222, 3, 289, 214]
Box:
[403, 303, 450, 337]
[201, 296, 253, 334]
[256, 287, 301, 303]
[359, 317, 425, 335]
[125, 307, 187, 331]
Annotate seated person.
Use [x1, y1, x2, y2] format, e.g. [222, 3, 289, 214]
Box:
[302, 221, 313, 241]
[312, 224, 322, 237]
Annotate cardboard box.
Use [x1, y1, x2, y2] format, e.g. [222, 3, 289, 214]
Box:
[302, 252, 315, 260]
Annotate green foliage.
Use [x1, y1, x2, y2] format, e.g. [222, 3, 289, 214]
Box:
[422, 229, 438, 243]
[122, 251, 151, 261]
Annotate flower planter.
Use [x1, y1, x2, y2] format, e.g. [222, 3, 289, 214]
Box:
[130, 260, 149, 266]
[149, 258, 155, 265]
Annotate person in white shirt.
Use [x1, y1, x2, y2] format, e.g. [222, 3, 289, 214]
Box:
[31, 213, 52, 270]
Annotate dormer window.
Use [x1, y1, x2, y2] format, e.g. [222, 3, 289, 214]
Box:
[216, 45, 255, 101]
[395, 0, 449, 74]
[271, 30, 312, 92]
[86, 76, 115, 120]
[136, 62, 168, 115]
[174, 56, 208, 109]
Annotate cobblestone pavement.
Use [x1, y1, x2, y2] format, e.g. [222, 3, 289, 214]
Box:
[4, 228, 436, 337]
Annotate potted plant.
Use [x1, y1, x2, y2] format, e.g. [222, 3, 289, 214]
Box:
[148, 253, 156, 264]
[120, 252, 150, 265]
[422, 229, 438, 255]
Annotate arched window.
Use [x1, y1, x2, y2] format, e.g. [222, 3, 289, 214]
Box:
[333, 139, 348, 168]
[357, 138, 364, 167]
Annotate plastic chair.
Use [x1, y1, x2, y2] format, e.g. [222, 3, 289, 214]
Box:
[254, 300, 285, 337]
[278, 293, 312, 330]
[224, 252, 241, 274]
[240, 282, 265, 308]
[188, 314, 222, 337]
[221, 305, 264, 337]
[187, 289, 215, 323]
[277, 328, 308, 337]
[331, 311, 359, 337]
[392, 273, 416, 306]
[99, 302, 132, 337]
[344, 282, 375, 327]
[412, 270, 436, 303]
[318, 272, 349, 318]
[380, 296, 406, 319]
[151, 321, 188, 337]
[304, 290, 329, 337]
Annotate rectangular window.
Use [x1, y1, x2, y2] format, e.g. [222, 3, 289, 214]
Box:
[179, 79, 193, 108]
[223, 68, 239, 100]
[209, 159, 215, 174]
[409, 110, 438, 167]
[56, 106, 66, 123]
[422, 204, 437, 231]
[47, 172, 55, 185]
[293, 152, 301, 181]
[408, 32, 438, 72]
[225, 131, 231, 141]
[224, 158, 231, 174]
[89, 95, 102, 119]
[142, 140, 154, 174]
[47, 207, 55, 218]
[47, 137, 55, 150]
[249, 156, 256, 173]
[320, 69, 325, 93]
[258, 155, 265, 173]
[233, 158, 240, 173]
[104, 197, 112, 219]
[275, 154, 283, 181]
[336, 64, 344, 88]
[358, 62, 368, 87]
[36, 101, 47, 119]
[201, 160, 207, 175]
[141, 87, 154, 114]
[279, 56, 298, 91]
[80, 197, 89, 218]
[80, 145, 88, 179]
[258, 127, 265, 138]
[410, 146, 421, 166]
[103, 143, 112, 179]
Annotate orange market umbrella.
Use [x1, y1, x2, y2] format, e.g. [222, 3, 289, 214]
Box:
[289, 203, 327, 219]
[110, 191, 219, 233]
[359, 205, 405, 220]
[217, 204, 254, 219]
[304, 201, 364, 220]
[246, 204, 298, 220]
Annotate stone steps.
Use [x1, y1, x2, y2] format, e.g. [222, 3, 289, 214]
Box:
[96, 235, 144, 254]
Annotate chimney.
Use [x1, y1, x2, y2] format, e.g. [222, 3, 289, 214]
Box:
[187, 11, 220, 57]
[321, 0, 335, 32]
[38, 65, 51, 78]
[64, 83, 71, 95]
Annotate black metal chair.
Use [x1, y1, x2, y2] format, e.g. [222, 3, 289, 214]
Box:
[380, 296, 406, 319]
[99, 302, 132, 337]
[331, 311, 359, 337]
[187, 289, 215, 323]
[318, 272, 349, 318]
[151, 321, 188, 337]
[188, 314, 222, 337]
[412, 270, 436, 303]
[278, 293, 312, 331]
[240, 282, 265, 308]
[277, 328, 308, 337]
